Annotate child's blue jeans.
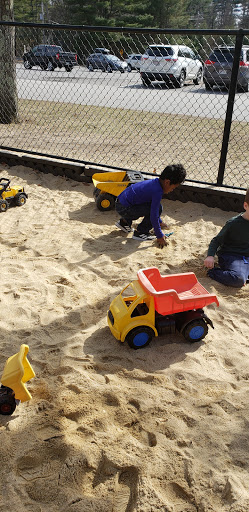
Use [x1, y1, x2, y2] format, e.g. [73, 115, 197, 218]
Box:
[208, 252, 249, 287]
[115, 200, 162, 235]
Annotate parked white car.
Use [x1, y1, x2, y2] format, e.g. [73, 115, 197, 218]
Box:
[140, 44, 203, 87]
[125, 54, 142, 72]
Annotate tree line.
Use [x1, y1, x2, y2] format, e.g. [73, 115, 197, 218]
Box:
[13, 0, 249, 30]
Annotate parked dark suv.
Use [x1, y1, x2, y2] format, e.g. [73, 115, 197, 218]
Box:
[204, 46, 249, 92]
[23, 44, 78, 72]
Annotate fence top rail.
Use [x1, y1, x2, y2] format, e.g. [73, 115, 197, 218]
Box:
[1, 21, 249, 36]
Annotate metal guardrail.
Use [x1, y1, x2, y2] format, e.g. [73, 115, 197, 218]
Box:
[0, 22, 249, 196]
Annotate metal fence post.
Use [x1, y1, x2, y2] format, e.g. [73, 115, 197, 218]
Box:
[217, 29, 244, 186]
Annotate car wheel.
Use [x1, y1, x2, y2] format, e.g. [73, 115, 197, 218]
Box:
[106, 64, 113, 73]
[88, 63, 94, 71]
[142, 77, 151, 87]
[24, 60, 32, 69]
[40, 63, 48, 70]
[204, 81, 213, 91]
[96, 193, 115, 211]
[47, 61, 55, 71]
[238, 81, 249, 93]
[193, 68, 203, 85]
[15, 193, 27, 207]
[175, 69, 186, 88]
[127, 64, 132, 72]
[65, 66, 73, 72]
[0, 199, 8, 212]
[182, 319, 208, 342]
[126, 327, 154, 350]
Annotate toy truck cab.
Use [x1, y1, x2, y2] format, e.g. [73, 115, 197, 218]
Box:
[107, 267, 219, 349]
[108, 279, 157, 348]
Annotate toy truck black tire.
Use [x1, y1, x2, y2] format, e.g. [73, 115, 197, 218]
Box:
[0, 386, 16, 415]
[15, 193, 27, 206]
[96, 193, 115, 211]
[0, 199, 8, 212]
[182, 319, 208, 342]
[126, 326, 154, 349]
[0, 400, 16, 415]
[93, 187, 100, 199]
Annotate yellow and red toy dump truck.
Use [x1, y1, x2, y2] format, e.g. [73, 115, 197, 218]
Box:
[107, 267, 219, 349]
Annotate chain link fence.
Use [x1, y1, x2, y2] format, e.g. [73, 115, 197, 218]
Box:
[0, 23, 249, 190]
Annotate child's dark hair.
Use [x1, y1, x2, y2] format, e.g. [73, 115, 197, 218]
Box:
[245, 187, 249, 204]
[160, 164, 186, 184]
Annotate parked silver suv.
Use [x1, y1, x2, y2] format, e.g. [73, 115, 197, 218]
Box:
[203, 46, 249, 92]
[140, 44, 203, 87]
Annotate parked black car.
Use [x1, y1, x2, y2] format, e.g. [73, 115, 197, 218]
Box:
[86, 53, 128, 73]
[23, 44, 78, 72]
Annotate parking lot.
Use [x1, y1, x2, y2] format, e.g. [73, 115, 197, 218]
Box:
[16, 64, 249, 122]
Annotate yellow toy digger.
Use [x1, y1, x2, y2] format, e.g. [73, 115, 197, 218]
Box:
[92, 170, 144, 211]
[0, 178, 28, 212]
[0, 344, 35, 415]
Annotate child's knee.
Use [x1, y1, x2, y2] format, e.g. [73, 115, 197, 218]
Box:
[230, 274, 245, 287]
[236, 276, 246, 287]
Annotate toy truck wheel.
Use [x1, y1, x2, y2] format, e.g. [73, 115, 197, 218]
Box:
[0, 199, 8, 212]
[126, 327, 154, 349]
[93, 187, 100, 199]
[0, 400, 16, 415]
[15, 193, 27, 206]
[183, 319, 208, 343]
[96, 193, 115, 211]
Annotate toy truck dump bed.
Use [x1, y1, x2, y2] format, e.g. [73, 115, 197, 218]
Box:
[137, 267, 219, 315]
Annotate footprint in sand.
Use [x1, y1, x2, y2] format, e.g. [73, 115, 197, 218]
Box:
[112, 467, 139, 512]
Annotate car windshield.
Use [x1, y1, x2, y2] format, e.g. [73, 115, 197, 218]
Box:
[146, 46, 174, 57]
[209, 48, 242, 62]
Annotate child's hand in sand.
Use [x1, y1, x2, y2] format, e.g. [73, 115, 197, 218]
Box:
[204, 256, 215, 269]
[157, 236, 168, 248]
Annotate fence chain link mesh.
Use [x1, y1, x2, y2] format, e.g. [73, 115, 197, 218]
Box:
[0, 24, 248, 189]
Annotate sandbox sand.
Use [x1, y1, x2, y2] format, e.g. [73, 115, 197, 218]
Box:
[0, 163, 248, 512]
